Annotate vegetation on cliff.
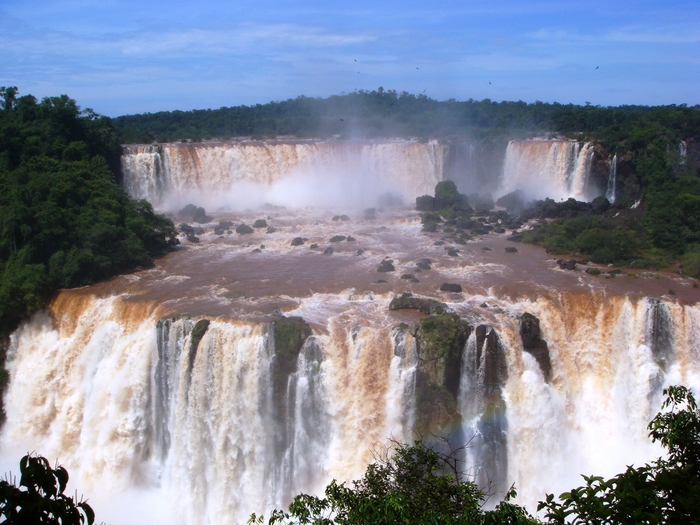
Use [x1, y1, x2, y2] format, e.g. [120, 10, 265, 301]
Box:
[0, 87, 176, 336]
[113, 87, 699, 144]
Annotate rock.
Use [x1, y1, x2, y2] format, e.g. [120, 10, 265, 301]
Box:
[356, 249, 364, 255]
[414, 314, 470, 434]
[481, 246, 492, 251]
[557, 259, 577, 270]
[410, 277, 420, 283]
[480, 303, 489, 308]
[347, 236, 356, 242]
[186, 235, 199, 243]
[519, 313, 552, 382]
[254, 219, 268, 228]
[586, 267, 601, 275]
[377, 279, 387, 283]
[291, 237, 304, 246]
[389, 292, 448, 315]
[213, 226, 225, 235]
[433, 241, 444, 246]
[416, 258, 432, 270]
[167, 237, 180, 246]
[446, 248, 459, 257]
[310, 243, 318, 249]
[219, 220, 233, 230]
[251, 248, 261, 253]
[494, 227, 506, 234]
[608, 269, 622, 275]
[236, 224, 254, 234]
[266, 226, 278, 234]
[179, 223, 195, 235]
[323, 247, 334, 254]
[340, 215, 350, 221]
[329, 235, 346, 243]
[332, 215, 341, 221]
[377, 259, 396, 272]
[504, 247, 518, 253]
[439, 283, 462, 293]
[178, 204, 211, 223]
[260, 244, 265, 249]
[401, 274, 415, 280]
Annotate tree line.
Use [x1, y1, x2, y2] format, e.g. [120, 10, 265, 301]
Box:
[0, 87, 176, 337]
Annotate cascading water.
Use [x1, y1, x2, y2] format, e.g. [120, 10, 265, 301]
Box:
[121, 142, 447, 210]
[498, 140, 596, 201]
[3, 283, 698, 525]
[606, 154, 617, 204]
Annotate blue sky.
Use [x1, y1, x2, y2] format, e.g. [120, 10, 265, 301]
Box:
[1, 0, 698, 117]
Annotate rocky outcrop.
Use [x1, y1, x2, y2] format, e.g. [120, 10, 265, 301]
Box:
[519, 313, 551, 382]
[389, 293, 448, 315]
[439, 283, 462, 293]
[414, 314, 470, 435]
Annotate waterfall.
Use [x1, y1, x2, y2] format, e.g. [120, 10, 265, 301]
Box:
[606, 154, 617, 204]
[120, 142, 446, 210]
[2, 290, 699, 524]
[498, 140, 596, 201]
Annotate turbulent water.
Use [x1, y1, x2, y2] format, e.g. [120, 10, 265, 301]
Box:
[121, 141, 447, 210]
[2, 142, 696, 525]
[499, 140, 595, 201]
[121, 139, 600, 211]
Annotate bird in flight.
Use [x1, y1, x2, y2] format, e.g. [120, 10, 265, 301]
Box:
[416, 67, 419, 70]
[340, 119, 344, 122]
[595, 66, 599, 69]
[422, 89, 426, 93]
[489, 82, 491, 85]
[354, 59, 357, 62]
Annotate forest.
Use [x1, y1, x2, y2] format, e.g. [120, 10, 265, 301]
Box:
[0, 87, 176, 338]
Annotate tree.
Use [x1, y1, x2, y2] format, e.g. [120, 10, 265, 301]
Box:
[0, 454, 95, 525]
[539, 386, 700, 524]
[249, 440, 537, 525]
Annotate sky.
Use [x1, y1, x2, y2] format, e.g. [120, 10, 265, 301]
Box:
[1, 0, 699, 117]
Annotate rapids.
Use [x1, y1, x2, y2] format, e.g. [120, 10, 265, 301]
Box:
[1, 204, 698, 525]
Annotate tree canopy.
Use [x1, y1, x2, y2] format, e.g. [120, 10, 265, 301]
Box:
[0, 87, 176, 336]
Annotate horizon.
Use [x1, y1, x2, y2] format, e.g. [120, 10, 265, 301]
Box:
[2, 0, 699, 117]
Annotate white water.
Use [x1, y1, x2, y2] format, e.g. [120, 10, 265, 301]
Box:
[606, 154, 617, 204]
[121, 142, 445, 211]
[2, 291, 698, 524]
[498, 141, 595, 201]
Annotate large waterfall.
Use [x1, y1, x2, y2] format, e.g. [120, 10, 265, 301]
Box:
[2, 218, 698, 525]
[121, 142, 447, 209]
[1, 142, 693, 525]
[499, 140, 595, 201]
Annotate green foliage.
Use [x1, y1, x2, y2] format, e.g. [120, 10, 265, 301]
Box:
[0, 88, 176, 335]
[0, 454, 95, 525]
[539, 386, 700, 525]
[251, 441, 538, 525]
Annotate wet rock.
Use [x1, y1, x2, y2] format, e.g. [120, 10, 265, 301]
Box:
[401, 273, 415, 280]
[519, 313, 552, 382]
[439, 283, 462, 293]
[179, 223, 195, 235]
[356, 249, 364, 256]
[186, 235, 200, 243]
[416, 258, 432, 270]
[333, 214, 350, 222]
[446, 248, 459, 257]
[557, 259, 577, 270]
[414, 314, 470, 434]
[389, 292, 447, 315]
[310, 243, 318, 249]
[266, 226, 278, 234]
[236, 224, 254, 235]
[323, 247, 334, 254]
[254, 219, 268, 228]
[494, 227, 506, 234]
[219, 220, 233, 230]
[167, 237, 180, 246]
[376, 279, 387, 283]
[481, 246, 492, 251]
[347, 236, 356, 242]
[329, 235, 346, 243]
[251, 248, 261, 253]
[290, 237, 304, 246]
[586, 267, 601, 275]
[178, 204, 211, 223]
[504, 246, 518, 253]
[213, 226, 225, 235]
[433, 241, 445, 246]
[608, 269, 622, 275]
[480, 302, 489, 308]
[377, 259, 396, 272]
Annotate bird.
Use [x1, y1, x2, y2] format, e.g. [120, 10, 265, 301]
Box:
[422, 89, 426, 93]
[340, 119, 344, 121]
[416, 67, 419, 70]
[354, 59, 357, 62]
[595, 66, 599, 69]
[489, 82, 491, 85]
